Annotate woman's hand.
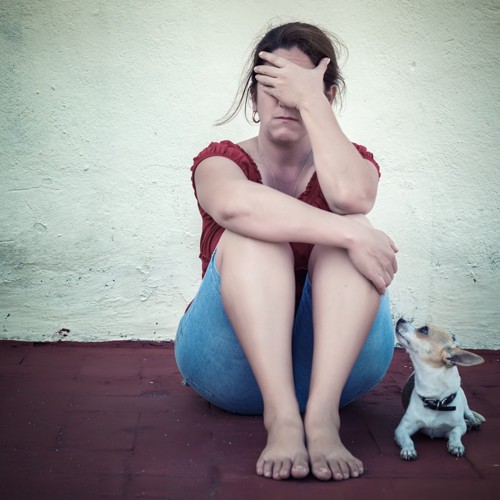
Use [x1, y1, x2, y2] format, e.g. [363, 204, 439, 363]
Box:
[254, 51, 329, 111]
[345, 216, 398, 295]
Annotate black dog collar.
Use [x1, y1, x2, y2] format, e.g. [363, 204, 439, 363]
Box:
[419, 392, 457, 411]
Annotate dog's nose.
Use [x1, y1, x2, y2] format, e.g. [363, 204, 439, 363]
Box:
[396, 318, 409, 334]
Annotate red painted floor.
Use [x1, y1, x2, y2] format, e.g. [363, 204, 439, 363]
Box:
[0, 341, 498, 499]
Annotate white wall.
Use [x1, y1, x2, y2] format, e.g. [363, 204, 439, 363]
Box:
[1, 0, 499, 347]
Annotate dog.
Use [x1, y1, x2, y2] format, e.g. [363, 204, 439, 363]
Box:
[394, 318, 485, 460]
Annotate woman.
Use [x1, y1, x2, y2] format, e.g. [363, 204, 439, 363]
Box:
[175, 22, 398, 482]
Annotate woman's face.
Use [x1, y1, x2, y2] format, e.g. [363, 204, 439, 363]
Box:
[253, 46, 315, 144]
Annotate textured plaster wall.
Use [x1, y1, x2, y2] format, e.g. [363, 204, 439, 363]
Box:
[1, 0, 499, 347]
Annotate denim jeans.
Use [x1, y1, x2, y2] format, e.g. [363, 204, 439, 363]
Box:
[175, 251, 395, 415]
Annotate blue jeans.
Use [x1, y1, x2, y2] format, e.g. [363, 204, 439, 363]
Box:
[175, 251, 395, 415]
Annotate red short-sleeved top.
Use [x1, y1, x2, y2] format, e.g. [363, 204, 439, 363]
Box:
[191, 140, 380, 299]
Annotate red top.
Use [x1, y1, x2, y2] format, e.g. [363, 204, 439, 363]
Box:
[191, 140, 380, 300]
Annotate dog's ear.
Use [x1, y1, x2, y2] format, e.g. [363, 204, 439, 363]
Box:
[443, 347, 484, 367]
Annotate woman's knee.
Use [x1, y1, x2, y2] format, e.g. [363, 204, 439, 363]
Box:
[308, 242, 350, 277]
[216, 230, 294, 272]
[308, 215, 374, 278]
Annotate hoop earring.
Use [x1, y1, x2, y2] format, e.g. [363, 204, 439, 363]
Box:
[252, 110, 260, 124]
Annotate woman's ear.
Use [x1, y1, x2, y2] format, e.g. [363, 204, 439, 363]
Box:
[325, 84, 337, 104]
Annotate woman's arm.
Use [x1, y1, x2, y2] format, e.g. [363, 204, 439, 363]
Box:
[194, 156, 397, 294]
[299, 94, 379, 215]
[254, 52, 379, 215]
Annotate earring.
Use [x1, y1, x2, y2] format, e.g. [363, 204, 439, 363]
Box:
[252, 110, 260, 124]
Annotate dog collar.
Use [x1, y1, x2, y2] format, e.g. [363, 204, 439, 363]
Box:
[419, 392, 457, 411]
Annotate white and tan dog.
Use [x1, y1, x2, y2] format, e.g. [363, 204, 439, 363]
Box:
[394, 319, 485, 460]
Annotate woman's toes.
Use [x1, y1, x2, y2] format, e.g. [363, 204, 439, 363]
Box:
[291, 460, 309, 479]
[263, 460, 274, 478]
[348, 458, 364, 478]
[337, 459, 351, 480]
[256, 415, 309, 481]
[332, 458, 364, 479]
[256, 457, 265, 476]
[328, 461, 345, 481]
[272, 460, 283, 480]
[311, 458, 332, 481]
[278, 459, 292, 479]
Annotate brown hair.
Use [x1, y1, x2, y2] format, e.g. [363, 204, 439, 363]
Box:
[216, 22, 346, 125]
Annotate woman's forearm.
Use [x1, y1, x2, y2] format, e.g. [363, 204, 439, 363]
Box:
[212, 178, 397, 295]
[299, 95, 379, 215]
[213, 178, 353, 249]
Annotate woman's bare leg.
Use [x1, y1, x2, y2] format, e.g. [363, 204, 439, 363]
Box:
[216, 230, 309, 480]
[305, 236, 381, 481]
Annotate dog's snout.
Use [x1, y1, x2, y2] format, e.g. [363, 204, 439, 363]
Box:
[396, 318, 408, 332]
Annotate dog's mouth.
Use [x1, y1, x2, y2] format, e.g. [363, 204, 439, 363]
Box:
[396, 332, 409, 348]
[395, 319, 410, 347]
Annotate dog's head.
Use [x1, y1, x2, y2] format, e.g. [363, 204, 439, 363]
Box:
[396, 319, 484, 368]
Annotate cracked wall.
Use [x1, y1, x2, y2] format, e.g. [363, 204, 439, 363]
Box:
[1, 0, 499, 346]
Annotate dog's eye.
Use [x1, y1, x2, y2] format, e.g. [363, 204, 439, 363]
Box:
[418, 326, 429, 335]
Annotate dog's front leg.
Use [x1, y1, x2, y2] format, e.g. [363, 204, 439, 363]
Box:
[395, 420, 419, 460]
[447, 425, 466, 457]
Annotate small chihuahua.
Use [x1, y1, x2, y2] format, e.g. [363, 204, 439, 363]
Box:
[394, 319, 485, 460]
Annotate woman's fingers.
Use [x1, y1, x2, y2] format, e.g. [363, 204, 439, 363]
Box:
[318, 57, 330, 73]
[383, 234, 398, 275]
[254, 64, 279, 77]
[254, 56, 329, 80]
[374, 275, 387, 296]
[253, 51, 330, 110]
[254, 74, 276, 87]
[258, 51, 330, 73]
[385, 266, 394, 282]
[258, 51, 286, 67]
[385, 257, 398, 285]
[374, 267, 395, 295]
[346, 224, 398, 295]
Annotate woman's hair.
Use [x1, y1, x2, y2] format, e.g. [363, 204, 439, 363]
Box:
[216, 21, 346, 126]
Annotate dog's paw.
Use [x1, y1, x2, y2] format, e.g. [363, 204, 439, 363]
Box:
[400, 447, 417, 460]
[465, 411, 485, 430]
[448, 442, 465, 457]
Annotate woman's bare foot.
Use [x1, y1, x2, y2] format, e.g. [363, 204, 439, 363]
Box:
[305, 411, 364, 481]
[256, 414, 310, 480]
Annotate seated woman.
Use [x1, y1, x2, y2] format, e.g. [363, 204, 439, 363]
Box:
[175, 21, 398, 482]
